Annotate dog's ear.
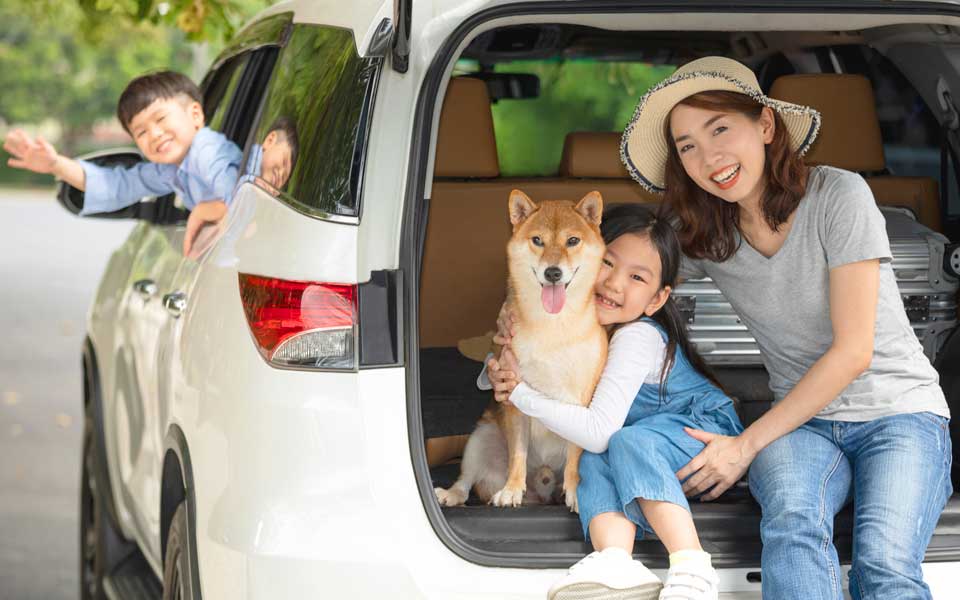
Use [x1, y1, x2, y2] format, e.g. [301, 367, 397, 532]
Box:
[575, 191, 603, 226]
[508, 189, 537, 226]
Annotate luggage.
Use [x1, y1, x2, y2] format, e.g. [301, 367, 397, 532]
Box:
[674, 207, 959, 365]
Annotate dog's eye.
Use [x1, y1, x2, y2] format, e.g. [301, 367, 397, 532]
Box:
[532, 236, 543, 247]
[566, 237, 580, 247]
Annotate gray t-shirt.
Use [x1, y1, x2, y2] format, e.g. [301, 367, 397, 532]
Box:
[680, 166, 949, 421]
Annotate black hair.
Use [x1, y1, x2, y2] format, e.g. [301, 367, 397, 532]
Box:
[266, 116, 300, 169]
[601, 203, 723, 400]
[116, 71, 202, 134]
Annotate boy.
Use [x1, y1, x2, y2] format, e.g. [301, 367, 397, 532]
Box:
[2, 70, 242, 255]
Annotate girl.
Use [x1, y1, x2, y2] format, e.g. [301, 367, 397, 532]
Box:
[620, 56, 951, 599]
[489, 204, 743, 600]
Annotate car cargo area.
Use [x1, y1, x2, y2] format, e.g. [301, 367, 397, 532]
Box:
[415, 21, 960, 567]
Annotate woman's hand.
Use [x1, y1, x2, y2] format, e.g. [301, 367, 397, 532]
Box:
[493, 303, 517, 346]
[676, 429, 757, 501]
[487, 346, 521, 404]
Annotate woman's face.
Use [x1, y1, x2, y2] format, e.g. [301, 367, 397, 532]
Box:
[594, 232, 670, 326]
[668, 103, 775, 207]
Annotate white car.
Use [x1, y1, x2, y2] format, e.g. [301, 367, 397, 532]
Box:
[72, 1, 960, 599]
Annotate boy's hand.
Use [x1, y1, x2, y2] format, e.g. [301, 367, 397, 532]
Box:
[183, 200, 228, 257]
[488, 347, 521, 404]
[4, 129, 60, 174]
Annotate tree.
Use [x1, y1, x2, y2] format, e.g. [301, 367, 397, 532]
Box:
[76, 0, 274, 42]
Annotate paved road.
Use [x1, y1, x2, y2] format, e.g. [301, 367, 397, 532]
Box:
[0, 188, 135, 600]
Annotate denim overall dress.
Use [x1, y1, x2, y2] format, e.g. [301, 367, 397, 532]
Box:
[576, 319, 744, 539]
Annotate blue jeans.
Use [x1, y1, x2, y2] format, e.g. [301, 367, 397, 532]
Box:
[748, 413, 952, 600]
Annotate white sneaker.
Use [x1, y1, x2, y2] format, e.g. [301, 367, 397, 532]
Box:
[548, 547, 663, 600]
[658, 561, 719, 600]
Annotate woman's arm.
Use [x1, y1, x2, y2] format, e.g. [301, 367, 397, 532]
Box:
[492, 323, 665, 454]
[677, 258, 880, 500]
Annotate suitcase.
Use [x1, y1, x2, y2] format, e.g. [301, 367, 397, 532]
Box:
[674, 207, 959, 365]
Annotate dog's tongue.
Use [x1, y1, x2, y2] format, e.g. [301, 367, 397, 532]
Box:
[541, 284, 566, 314]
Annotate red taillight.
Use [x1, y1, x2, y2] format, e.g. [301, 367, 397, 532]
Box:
[239, 274, 357, 369]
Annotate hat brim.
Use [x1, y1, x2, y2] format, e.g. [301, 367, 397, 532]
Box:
[620, 70, 822, 193]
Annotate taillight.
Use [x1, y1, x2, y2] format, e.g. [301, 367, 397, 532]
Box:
[238, 274, 357, 370]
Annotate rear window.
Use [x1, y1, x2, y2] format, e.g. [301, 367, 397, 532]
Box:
[247, 24, 380, 218]
[456, 59, 674, 176]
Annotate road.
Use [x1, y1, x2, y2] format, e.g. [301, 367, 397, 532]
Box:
[0, 188, 135, 600]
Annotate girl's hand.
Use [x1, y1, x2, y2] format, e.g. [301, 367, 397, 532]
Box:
[493, 303, 517, 346]
[676, 429, 757, 501]
[487, 347, 521, 404]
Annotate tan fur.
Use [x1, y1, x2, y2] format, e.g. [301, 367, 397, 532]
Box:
[435, 191, 608, 512]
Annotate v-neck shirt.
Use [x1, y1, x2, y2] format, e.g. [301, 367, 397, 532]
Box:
[680, 166, 948, 421]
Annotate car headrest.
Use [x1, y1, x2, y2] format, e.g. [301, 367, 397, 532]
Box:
[559, 132, 631, 178]
[769, 74, 885, 172]
[434, 77, 500, 178]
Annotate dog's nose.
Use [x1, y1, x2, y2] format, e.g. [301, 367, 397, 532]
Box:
[544, 266, 562, 283]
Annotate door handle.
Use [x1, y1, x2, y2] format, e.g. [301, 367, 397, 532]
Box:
[133, 279, 157, 300]
[162, 292, 187, 318]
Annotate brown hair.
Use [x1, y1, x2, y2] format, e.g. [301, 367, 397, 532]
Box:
[661, 91, 808, 262]
[116, 71, 202, 134]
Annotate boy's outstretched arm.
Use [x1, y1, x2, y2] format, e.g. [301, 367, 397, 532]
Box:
[4, 129, 85, 190]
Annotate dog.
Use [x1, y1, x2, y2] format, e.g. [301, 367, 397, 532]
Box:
[434, 190, 608, 512]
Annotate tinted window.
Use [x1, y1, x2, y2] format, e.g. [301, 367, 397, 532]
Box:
[246, 24, 380, 217]
[203, 54, 250, 135]
[454, 58, 674, 177]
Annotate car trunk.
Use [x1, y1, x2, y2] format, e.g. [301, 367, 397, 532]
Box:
[405, 8, 960, 569]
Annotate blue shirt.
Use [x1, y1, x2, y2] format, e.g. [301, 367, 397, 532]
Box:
[77, 127, 243, 216]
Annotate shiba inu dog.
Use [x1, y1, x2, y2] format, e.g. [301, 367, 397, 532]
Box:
[435, 190, 608, 512]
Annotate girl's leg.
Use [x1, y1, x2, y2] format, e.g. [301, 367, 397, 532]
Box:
[637, 499, 701, 554]
[748, 420, 851, 600]
[548, 451, 662, 600]
[587, 511, 637, 553]
[844, 413, 952, 600]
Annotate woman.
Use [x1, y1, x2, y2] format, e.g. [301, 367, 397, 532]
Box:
[620, 56, 952, 599]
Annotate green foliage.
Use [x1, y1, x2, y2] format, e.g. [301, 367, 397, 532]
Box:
[490, 60, 676, 176]
[73, 0, 274, 42]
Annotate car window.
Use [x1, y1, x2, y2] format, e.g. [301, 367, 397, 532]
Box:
[243, 24, 380, 218]
[203, 54, 250, 136]
[454, 59, 674, 177]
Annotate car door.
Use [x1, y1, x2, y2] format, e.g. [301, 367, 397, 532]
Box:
[142, 41, 281, 565]
[116, 48, 268, 559]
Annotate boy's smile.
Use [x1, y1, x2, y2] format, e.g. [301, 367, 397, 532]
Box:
[128, 96, 204, 165]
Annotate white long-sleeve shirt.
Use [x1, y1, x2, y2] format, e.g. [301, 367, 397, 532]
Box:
[508, 321, 667, 454]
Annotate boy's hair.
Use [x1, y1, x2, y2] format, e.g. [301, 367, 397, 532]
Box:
[662, 90, 808, 262]
[601, 203, 723, 400]
[117, 71, 202, 134]
[266, 116, 300, 168]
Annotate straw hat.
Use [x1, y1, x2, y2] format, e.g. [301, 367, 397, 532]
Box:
[620, 56, 821, 193]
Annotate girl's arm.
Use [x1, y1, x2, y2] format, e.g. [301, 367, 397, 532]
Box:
[677, 258, 880, 500]
[494, 322, 666, 454]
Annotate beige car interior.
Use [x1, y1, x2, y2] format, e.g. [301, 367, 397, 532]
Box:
[422, 73, 942, 467]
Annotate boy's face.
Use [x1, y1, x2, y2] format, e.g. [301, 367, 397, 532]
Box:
[127, 96, 204, 165]
[260, 130, 294, 190]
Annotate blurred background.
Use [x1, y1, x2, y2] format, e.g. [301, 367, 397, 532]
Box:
[0, 2, 274, 598]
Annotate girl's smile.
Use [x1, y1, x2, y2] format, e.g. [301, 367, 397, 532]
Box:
[594, 232, 670, 326]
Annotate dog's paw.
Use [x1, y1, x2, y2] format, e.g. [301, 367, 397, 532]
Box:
[491, 486, 525, 507]
[435, 486, 468, 507]
[564, 486, 579, 513]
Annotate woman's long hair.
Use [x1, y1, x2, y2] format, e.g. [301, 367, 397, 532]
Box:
[662, 91, 809, 262]
[601, 204, 722, 400]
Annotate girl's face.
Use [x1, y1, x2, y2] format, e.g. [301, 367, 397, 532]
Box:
[668, 103, 775, 207]
[594, 232, 671, 326]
